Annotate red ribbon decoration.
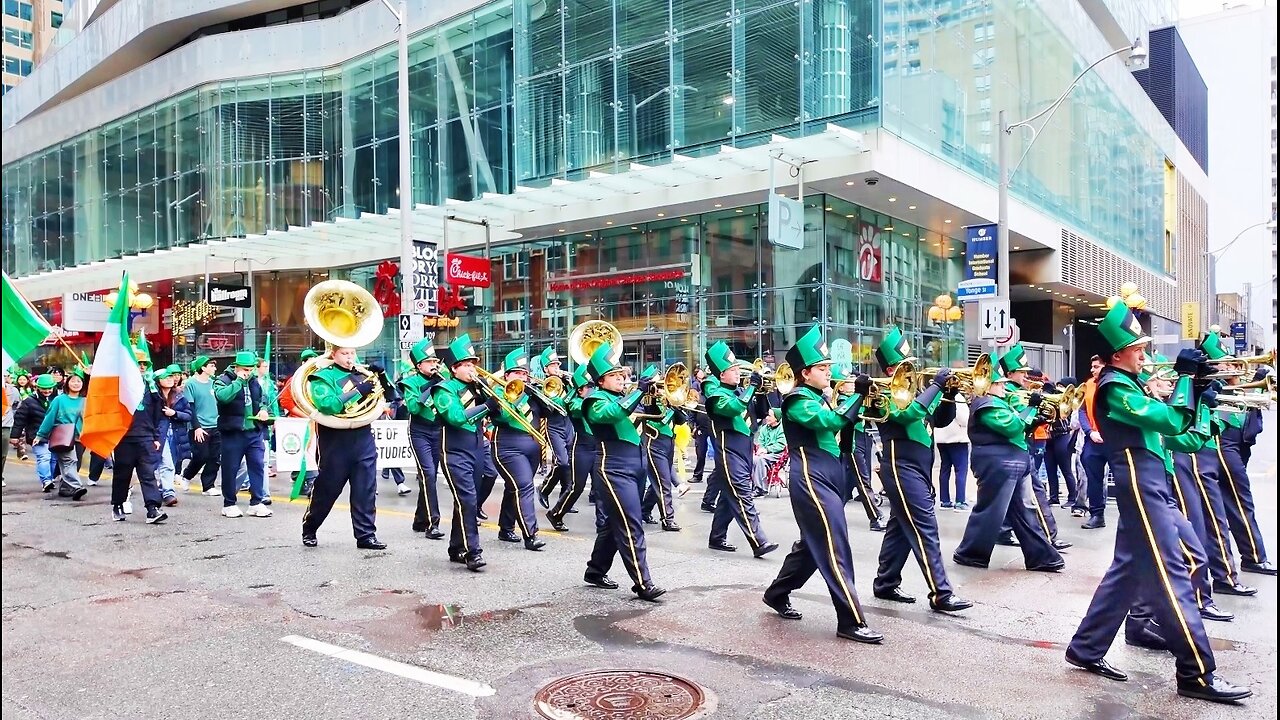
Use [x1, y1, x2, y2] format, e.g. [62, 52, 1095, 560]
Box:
[547, 268, 684, 292]
[373, 261, 400, 313]
[437, 285, 468, 316]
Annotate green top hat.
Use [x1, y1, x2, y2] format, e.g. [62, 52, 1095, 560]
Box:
[704, 341, 741, 376]
[538, 347, 561, 369]
[300, 348, 319, 361]
[133, 345, 151, 365]
[1097, 301, 1151, 354]
[572, 364, 593, 390]
[70, 366, 88, 380]
[586, 342, 624, 383]
[189, 355, 211, 373]
[409, 338, 437, 364]
[1200, 332, 1231, 360]
[997, 343, 1032, 375]
[785, 325, 833, 371]
[874, 326, 916, 372]
[502, 347, 530, 374]
[640, 363, 661, 381]
[33, 374, 57, 390]
[233, 350, 258, 368]
[11, 367, 29, 377]
[438, 334, 480, 368]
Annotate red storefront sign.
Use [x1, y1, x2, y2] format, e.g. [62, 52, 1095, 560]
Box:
[445, 253, 492, 288]
[547, 268, 685, 292]
[196, 333, 239, 352]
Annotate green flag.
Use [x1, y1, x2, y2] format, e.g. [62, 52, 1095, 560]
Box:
[289, 422, 313, 500]
[1, 272, 53, 375]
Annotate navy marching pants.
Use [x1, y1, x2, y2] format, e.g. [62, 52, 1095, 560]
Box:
[1185, 447, 1242, 586]
[1068, 449, 1217, 683]
[1173, 451, 1240, 588]
[302, 426, 378, 542]
[590, 441, 652, 590]
[1216, 440, 1269, 566]
[709, 431, 769, 551]
[1081, 442, 1109, 519]
[551, 433, 595, 521]
[765, 448, 870, 631]
[848, 431, 882, 522]
[439, 426, 485, 561]
[874, 439, 954, 601]
[493, 426, 541, 539]
[642, 433, 677, 523]
[1044, 433, 1076, 504]
[955, 445, 1062, 569]
[411, 425, 442, 529]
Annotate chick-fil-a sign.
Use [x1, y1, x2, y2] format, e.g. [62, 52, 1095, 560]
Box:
[445, 253, 492, 288]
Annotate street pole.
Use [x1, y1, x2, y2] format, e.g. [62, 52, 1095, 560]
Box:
[385, 0, 414, 320]
[994, 109, 1010, 362]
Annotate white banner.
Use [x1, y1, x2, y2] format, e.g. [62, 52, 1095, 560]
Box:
[274, 417, 316, 472]
[372, 420, 416, 469]
[62, 291, 161, 333]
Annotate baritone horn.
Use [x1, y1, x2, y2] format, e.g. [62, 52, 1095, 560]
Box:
[914, 353, 994, 398]
[290, 280, 387, 429]
[762, 362, 795, 394]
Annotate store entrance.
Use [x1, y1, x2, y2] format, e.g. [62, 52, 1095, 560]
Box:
[621, 334, 664, 375]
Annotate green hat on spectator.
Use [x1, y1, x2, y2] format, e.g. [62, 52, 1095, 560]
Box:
[34, 374, 57, 390]
[233, 351, 258, 368]
[190, 355, 211, 373]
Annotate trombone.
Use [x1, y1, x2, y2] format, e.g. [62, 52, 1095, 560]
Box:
[1215, 374, 1277, 411]
[859, 364, 916, 423]
[913, 353, 994, 398]
[474, 367, 552, 449]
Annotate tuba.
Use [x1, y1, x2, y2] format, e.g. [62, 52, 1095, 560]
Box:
[569, 320, 624, 366]
[289, 280, 388, 429]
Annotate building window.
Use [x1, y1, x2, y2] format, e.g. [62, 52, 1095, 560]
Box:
[3, 55, 19, 75]
[18, 30, 32, 49]
[3, 1, 33, 21]
[502, 251, 528, 281]
[50, 10, 61, 28]
[975, 75, 991, 93]
[978, 97, 991, 114]
[500, 298, 526, 336]
[971, 48, 994, 69]
[973, 21, 994, 43]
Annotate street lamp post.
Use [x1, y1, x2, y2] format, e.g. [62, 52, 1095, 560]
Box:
[927, 293, 963, 366]
[996, 40, 1147, 311]
[377, 0, 414, 320]
[1205, 220, 1277, 348]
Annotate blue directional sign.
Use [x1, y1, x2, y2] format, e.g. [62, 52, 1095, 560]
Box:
[959, 223, 999, 301]
[1230, 322, 1248, 353]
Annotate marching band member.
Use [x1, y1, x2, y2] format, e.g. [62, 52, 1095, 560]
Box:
[1201, 333, 1275, 576]
[300, 346, 385, 550]
[1065, 302, 1250, 704]
[581, 342, 665, 601]
[702, 341, 777, 557]
[952, 348, 1064, 572]
[431, 335, 491, 571]
[547, 365, 595, 531]
[490, 348, 547, 552]
[763, 326, 883, 644]
[400, 339, 446, 540]
[638, 364, 687, 532]
[535, 346, 574, 509]
[870, 326, 971, 613]
[831, 366, 886, 532]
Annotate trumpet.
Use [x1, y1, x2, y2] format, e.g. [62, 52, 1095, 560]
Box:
[913, 354, 995, 398]
[475, 367, 552, 449]
[761, 362, 796, 394]
[859, 364, 916, 423]
[1216, 392, 1276, 411]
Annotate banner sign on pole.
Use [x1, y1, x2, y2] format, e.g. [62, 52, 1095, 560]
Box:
[958, 223, 999, 301]
[1230, 322, 1248, 353]
[371, 420, 416, 469]
[411, 239, 439, 315]
[1180, 302, 1200, 341]
[274, 418, 316, 472]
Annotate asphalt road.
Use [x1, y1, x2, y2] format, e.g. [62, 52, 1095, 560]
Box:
[2, 419, 1276, 720]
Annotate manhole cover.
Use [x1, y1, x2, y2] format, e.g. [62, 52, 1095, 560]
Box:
[534, 669, 707, 720]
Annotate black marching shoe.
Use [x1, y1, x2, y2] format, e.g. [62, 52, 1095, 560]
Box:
[1212, 581, 1258, 597]
[476, 508, 489, 521]
[661, 520, 681, 532]
[873, 588, 916, 604]
[1176, 676, 1252, 704]
[836, 625, 884, 644]
[547, 513, 569, 532]
[584, 573, 619, 590]
[71, 487, 88, 501]
[1027, 561, 1065, 573]
[537, 489, 551, 509]
[634, 584, 667, 602]
[497, 529, 520, 543]
[411, 522, 429, 533]
[700, 503, 716, 513]
[869, 519, 887, 533]
[356, 537, 388, 550]
[1052, 539, 1073, 551]
[929, 595, 974, 613]
[1124, 625, 1168, 651]
[952, 554, 989, 569]
[448, 552, 467, 564]
[1081, 516, 1106, 530]
[302, 533, 318, 547]
[466, 555, 486, 572]
[425, 524, 445, 540]
[524, 537, 546, 552]
[1240, 560, 1278, 576]
[641, 515, 657, 525]
[1064, 650, 1128, 682]
[1200, 604, 1234, 622]
[763, 596, 802, 620]
[753, 542, 779, 558]
[709, 540, 737, 553]
[145, 507, 168, 525]
[111, 504, 127, 522]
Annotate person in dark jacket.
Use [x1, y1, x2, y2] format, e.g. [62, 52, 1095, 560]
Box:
[110, 380, 168, 524]
[214, 351, 271, 518]
[13, 374, 57, 491]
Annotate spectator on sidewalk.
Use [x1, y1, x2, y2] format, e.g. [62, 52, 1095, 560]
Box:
[751, 409, 786, 496]
[933, 388, 971, 510]
[181, 356, 222, 496]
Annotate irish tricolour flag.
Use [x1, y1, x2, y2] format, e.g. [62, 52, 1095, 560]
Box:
[2, 272, 53, 375]
[81, 273, 146, 458]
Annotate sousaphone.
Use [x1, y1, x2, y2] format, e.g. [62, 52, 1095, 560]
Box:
[290, 280, 388, 429]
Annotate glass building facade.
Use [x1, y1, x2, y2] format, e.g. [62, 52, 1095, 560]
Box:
[3, 0, 1173, 366]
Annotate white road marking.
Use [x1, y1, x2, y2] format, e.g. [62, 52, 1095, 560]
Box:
[280, 635, 496, 697]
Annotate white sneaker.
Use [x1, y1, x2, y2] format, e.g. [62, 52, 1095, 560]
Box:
[176, 477, 190, 492]
[87, 479, 98, 486]
[221, 505, 244, 518]
[201, 488, 220, 496]
[246, 504, 273, 518]
[122, 500, 134, 515]
[397, 484, 412, 495]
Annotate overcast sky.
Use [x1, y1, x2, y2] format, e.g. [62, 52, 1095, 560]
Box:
[1180, 0, 1271, 18]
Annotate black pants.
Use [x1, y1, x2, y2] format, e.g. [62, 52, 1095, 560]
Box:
[183, 428, 222, 491]
[111, 438, 163, 509]
[410, 425, 442, 529]
[1216, 442, 1269, 566]
[550, 433, 595, 521]
[1044, 433, 1076, 504]
[1081, 441, 1109, 519]
[302, 426, 378, 542]
[874, 439, 954, 601]
[493, 426, 541, 539]
[692, 431, 708, 481]
[87, 451, 109, 484]
[641, 433, 677, 523]
[589, 440, 652, 591]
